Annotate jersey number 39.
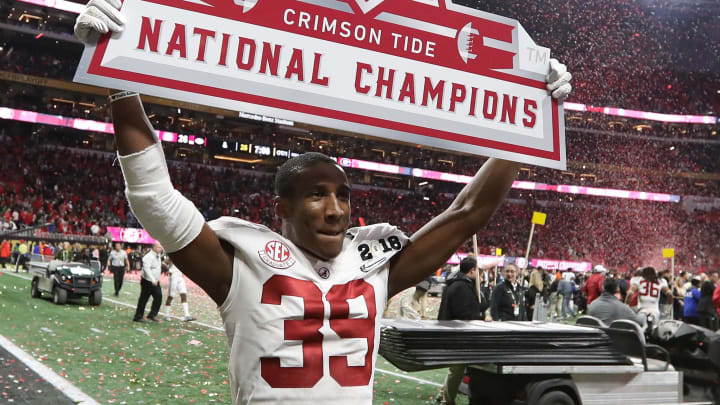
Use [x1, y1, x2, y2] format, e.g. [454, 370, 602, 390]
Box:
[260, 275, 376, 388]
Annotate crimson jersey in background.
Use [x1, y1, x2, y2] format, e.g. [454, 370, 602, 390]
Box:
[584, 273, 604, 305]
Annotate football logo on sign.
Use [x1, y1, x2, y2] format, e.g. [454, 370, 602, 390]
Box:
[258, 241, 296, 269]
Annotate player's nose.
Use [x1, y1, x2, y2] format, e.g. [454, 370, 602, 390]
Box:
[324, 194, 344, 220]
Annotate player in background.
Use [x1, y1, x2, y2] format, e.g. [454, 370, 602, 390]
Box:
[629, 266, 672, 324]
[163, 258, 197, 322]
[74, 1, 572, 403]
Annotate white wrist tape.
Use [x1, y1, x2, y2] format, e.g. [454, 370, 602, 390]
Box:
[108, 91, 139, 103]
[118, 142, 205, 253]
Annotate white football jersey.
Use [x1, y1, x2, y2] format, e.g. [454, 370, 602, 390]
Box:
[632, 277, 667, 314]
[209, 217, 408, 405]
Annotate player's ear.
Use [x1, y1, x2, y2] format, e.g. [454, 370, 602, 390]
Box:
[274, 196, 290, 219]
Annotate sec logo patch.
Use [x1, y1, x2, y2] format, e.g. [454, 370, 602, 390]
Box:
[258, 241, 296, 269]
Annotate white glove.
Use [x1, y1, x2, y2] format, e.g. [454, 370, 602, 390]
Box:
[74, 0, 126, 44]
[546, 58, 572, 100]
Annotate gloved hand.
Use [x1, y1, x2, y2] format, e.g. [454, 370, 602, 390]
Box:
[546, 59, 572, 100]
[74, 0, 126, 44]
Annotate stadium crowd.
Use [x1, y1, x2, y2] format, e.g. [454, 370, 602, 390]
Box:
[0, 79, 718, 198]
[1, 124, 719, 273]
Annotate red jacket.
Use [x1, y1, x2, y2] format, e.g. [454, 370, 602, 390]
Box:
[713, 285, 720, 316]
[0, 241, 10, 258]
[584, 273, 604, 305]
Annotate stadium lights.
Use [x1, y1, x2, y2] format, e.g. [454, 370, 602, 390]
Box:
[214, 155, 263, 164]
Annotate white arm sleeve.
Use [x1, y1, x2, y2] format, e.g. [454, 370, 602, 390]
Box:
[118, 142, 205, 253]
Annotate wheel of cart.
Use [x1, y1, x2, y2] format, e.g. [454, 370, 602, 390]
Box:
[30, 277, 42, 298]
[89, 289, 102, 306]
[468, 369, 580, 405]
[52, 286, 67, 305]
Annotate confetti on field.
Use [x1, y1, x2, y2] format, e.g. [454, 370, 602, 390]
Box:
[0, 269, 450, 404]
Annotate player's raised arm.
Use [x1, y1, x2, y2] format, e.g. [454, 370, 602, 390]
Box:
[108, 95, 233, 305]
[388, 59, 572, 297]
[387, 158, 520, 296]
[75, 1, 233, 305]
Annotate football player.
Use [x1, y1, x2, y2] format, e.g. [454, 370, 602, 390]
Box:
[74, 1, 572, 403]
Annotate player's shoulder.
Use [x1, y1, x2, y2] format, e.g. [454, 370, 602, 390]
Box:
[346, 223, 407, 244]
[209, 216, 273, 234]
[208, 216, 281, 252]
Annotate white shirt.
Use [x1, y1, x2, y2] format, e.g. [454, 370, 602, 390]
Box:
[631, 277, 668, 315]
[141, 251, 163, 284]
[109, 249, 127, 267]
[210, 217, 408, 405]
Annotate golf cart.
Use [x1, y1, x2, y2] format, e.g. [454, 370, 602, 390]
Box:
[380, 318, 715, 405]
[30, 259, 103, 306]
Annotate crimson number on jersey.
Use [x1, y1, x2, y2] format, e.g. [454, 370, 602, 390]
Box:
[638, 280, 660, 298]
[260, 275, 376, 388]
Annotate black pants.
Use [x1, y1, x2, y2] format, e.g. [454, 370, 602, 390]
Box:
[110, 266, 125, 295]
[15, 255, 28, 271]
[134, 278, 162, 320]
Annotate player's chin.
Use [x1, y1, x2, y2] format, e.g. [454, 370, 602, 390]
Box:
[314, 232, 344, 258]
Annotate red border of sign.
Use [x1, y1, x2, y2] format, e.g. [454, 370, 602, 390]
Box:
[88, 29, 560, 161]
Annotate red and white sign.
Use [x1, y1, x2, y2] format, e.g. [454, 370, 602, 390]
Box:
[75, 0, 566, 169]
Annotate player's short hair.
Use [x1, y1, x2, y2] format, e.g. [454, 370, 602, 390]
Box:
[275, 152, 338, 199]
[603, 277, 618, 294]
[459, 257, 477, 274]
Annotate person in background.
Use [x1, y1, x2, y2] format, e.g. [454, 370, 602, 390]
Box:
[15, 240, 28, 272]
[558, 272, 577, 319]
[412, 276, 431, 319]
[698, 281, 718, 331]
[526, 267, 545, 320]
[673, 274, 687, 321]
[630, 266, 672, 323]
[710, 270, 720, 321]
[588, 278, 646, 327]
[491, 264, 524, 321]
[0, 240, 11, 268]
[163, 257, 197, 322]
[107, 242, 130, 297]
[684, 278, 702, 325]
[583, 265, 606, 305]
[133, 242, 166, 323]
[55, 242, 73, 262]
[436, 256, 489, 405]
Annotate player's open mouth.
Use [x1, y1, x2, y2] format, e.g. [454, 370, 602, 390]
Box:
[317, 230, 343, 236]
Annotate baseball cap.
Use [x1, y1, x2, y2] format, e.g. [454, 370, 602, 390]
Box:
[594, 264, 608, 273]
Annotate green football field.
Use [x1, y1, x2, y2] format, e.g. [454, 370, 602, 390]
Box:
[0, 269, 467, 404]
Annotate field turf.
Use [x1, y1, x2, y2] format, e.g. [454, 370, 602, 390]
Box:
[0, 268, 465, 404]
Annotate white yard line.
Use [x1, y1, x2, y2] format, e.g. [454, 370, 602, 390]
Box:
[3, 270, 443, 388]
[0, 334, 101, 405]
[375, 368, 443, 387]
